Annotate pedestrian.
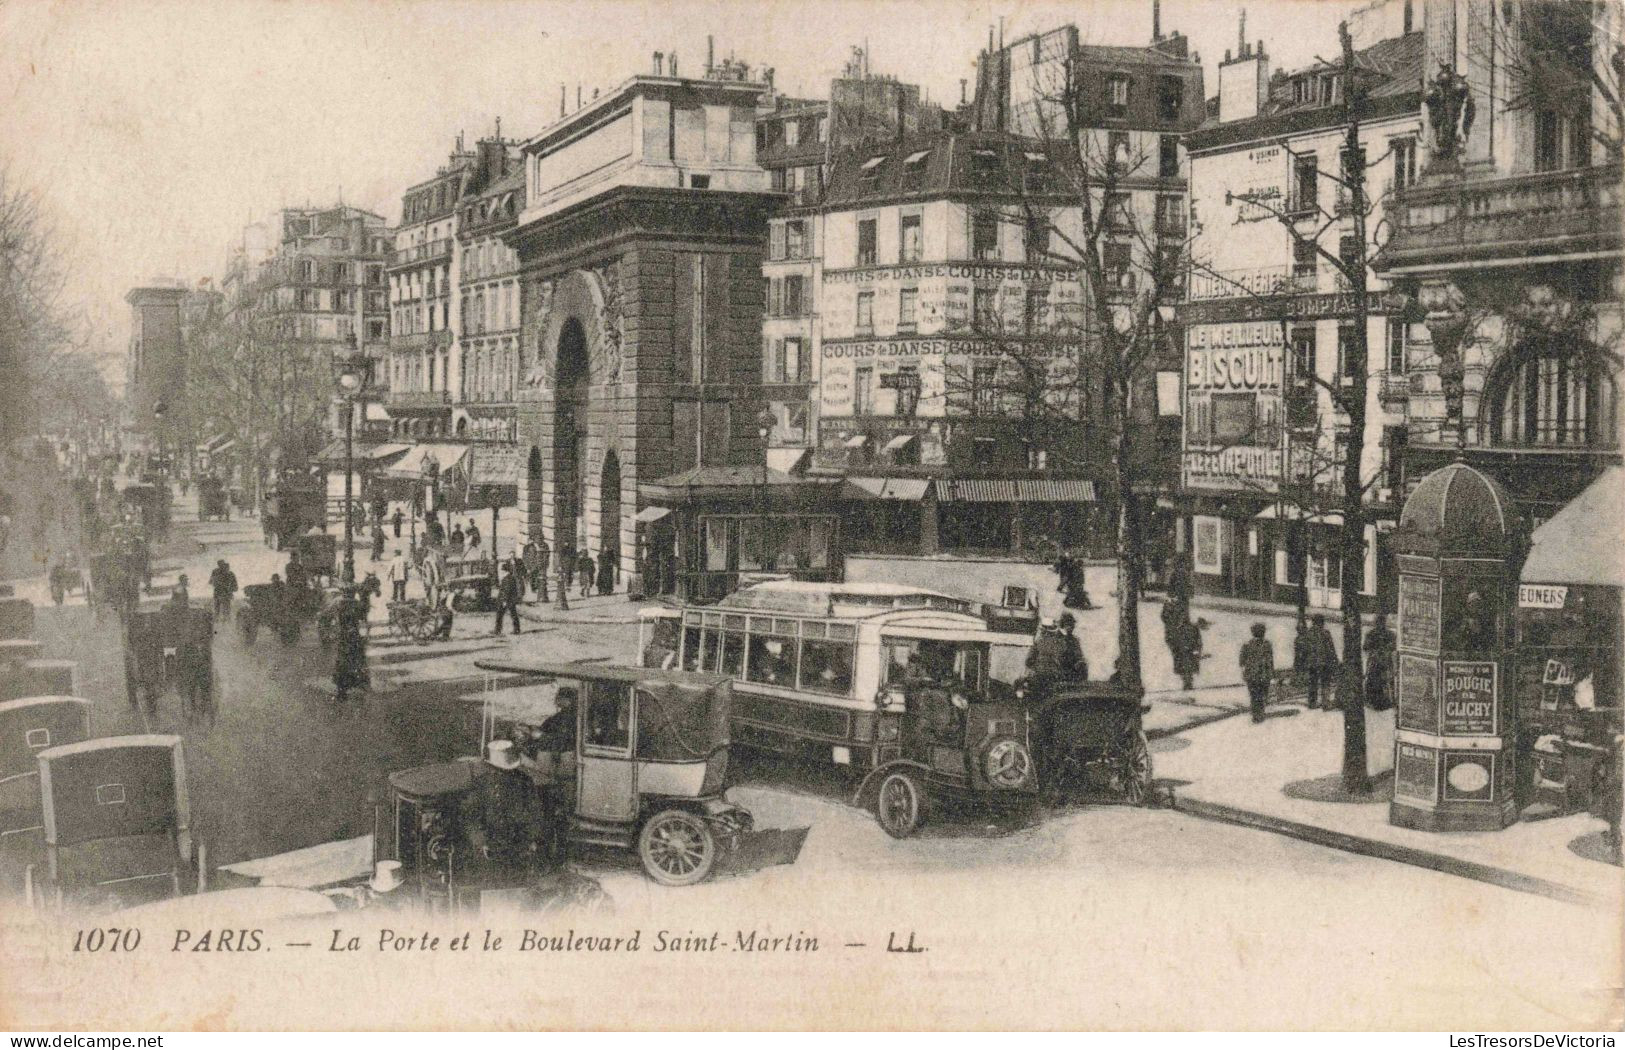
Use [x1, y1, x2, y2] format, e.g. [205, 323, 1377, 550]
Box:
[391, 507, 404, 539]
[577, 549, 595, 597]
[421, 547, 443, 607]
[1240, 622, 1275, 723]
[371, 523, 385, 563]
[1170, 613, 1204, 691]
[1298, 613, 1339, 710]
[466, 519, 481, 553]
[209, 558, 238, 622]
[596, 549, 615, 596]
[1364, 613, 1396, 711]
[494, 563, 523, 635]
[507, 553, 527, 600]
[333, 585, 369, 702]
[387, 548, 410, 603]
[449, 523, 465, 556]
[523, 537, 549, 602]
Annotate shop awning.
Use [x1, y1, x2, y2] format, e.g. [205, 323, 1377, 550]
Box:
[905, 150, 931, 164]
[1254, 504, 1344, 526]
[883, 434, 917, 453]
[379, 443, 469, 480]
[843, 434, 871, 449]
[861, 155, 887, 170]
[846, 476, 930, 501]
[364, 403, 393, 422]
[367, 442, 411, 462]
[635, 506, 673, 524]
[1521, 466, 1624, 587]
[932, 479, 1096, 503]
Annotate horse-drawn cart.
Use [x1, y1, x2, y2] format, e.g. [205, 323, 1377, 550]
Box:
[124, 605, 214, 717]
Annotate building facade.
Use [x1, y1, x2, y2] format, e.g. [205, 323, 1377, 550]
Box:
[1177, 19, 1424, 612]
[506, 71, 780, 592]
[1380, 0, 1622, 524]
[124, 283, 187, 451]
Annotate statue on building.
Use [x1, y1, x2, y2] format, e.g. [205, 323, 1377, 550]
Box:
[1423, 63, 1474, 170]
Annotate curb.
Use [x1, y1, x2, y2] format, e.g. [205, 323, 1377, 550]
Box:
[1168, 794, 1602, 907]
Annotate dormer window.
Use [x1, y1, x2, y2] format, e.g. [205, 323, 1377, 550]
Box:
[1106, 74, 1131, 118]
[970, 149, 1001, 188]
[1023, 152, 1051, 193]
[903, 149, 930, 191]
[860, 155, 886, 189]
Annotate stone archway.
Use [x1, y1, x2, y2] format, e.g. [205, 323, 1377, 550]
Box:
[554, 316, 591, 555]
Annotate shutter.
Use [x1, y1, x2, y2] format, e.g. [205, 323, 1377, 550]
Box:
[702, 253, 729, 383]
[672, 252, 696, 383]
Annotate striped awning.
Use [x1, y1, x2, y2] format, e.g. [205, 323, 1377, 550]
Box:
[933, 479, 1096, 503]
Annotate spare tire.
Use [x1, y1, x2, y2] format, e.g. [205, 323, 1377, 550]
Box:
[983, 737, 1035, 790]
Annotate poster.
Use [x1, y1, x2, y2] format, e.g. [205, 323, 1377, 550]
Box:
[1394, 741, 1440, 802]
[1443, 751, 1497, 803]
[1397, 574, 1441, 654]
[1192, 515, 1222, 575]
[1397, 654, 1439, 734]
[1441, 660, 1497, 735]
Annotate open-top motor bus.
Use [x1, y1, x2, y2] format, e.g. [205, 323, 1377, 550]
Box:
[638, 580, 1036, 771]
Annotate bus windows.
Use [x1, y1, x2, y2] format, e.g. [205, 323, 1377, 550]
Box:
[799, 639, 854, 696]
[747, 634, 796, 686]
[681, 626, 703, 671]
[701, 630, 722, 672]
[720, 630, 747, 678]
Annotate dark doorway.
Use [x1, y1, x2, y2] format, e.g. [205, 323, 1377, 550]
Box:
[526, 445, 544, 542]
[554, 317, 590, 556]
[600, 449, 621, 589]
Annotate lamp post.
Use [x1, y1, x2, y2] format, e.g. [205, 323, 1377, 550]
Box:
[757, 407, 775, 572]
[152, 400, 168, 480]
[336, 340, 367, 584]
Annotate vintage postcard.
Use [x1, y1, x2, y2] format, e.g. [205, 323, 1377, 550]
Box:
[0, 0, 1620, 1031]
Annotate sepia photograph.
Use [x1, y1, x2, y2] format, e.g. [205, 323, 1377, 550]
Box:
[0, 0, 1620, 1032]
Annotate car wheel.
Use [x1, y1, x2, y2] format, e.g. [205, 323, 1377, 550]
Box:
[1121, 731, 1153, 805]
[982, 737, 1035, 790]
[876, 770, 928, 839]
[637, 809, 716, 887]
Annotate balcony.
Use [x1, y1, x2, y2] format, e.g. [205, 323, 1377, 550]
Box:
[390, 330, 452, 352]
[387, 390, 451, 408]
[1383, 163, 1622, 272]
[1376, 372, 1411, 404]
[387, 238, 454, 270]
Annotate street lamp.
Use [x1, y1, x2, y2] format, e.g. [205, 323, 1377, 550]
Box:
[757, 406, 775, 572]
[336, 339, 367, 584]
[152, 400, 168, 477]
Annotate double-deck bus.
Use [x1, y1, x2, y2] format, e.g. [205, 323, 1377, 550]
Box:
[638, 580, 1037, 769]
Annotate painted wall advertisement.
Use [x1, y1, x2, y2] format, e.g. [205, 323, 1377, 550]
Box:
[1397, 654, 1439, 734]
[1398, 574, 1441, 655]
[1394, 741, 1440, 802]
[1440, 660, 1498, 735]
[1182, 322, 1285, 492]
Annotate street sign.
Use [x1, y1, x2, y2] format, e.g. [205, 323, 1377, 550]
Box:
[878, 372, 920, 390]
[1518, 584, 1568, 609]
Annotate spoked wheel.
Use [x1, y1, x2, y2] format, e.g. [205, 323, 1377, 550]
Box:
[637, 809, 717, 886]
[1118, 731, 1154, 805]
[410, 612, 438, 645]
[876, 770, 928, 839]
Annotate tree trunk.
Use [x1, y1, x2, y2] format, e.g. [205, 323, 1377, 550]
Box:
[1113, 394, 1145, 694]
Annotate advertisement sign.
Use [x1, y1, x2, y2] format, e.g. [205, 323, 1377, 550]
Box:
[1518, 584, 1568, 609]
[1442, 751, 1496, 802]
[1183, 447, 1284, 491]
[1396, 654, 1439, 734]
[1192, 516, 1222, 575]
[821, 338, 1076, 361]
[1440, 660, 1497, 735]
[1394, 741, 1440, 802]
[1398, 574, 1441, 655]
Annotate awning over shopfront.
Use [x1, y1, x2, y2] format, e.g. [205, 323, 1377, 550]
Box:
[364, 403, 393, 422]
[453, 443, 521, 510]
[379, 443, 469, 480]
[1254, 504, 1344, 526]
[1521, 466, 1624, 587]
[634, 506, 672, 524]
[312, 439, 412, 469]
[932, 478, 1096, 502]
[845, 476, 930, 501]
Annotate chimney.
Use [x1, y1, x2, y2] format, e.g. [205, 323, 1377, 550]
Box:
[1403, 0, 1414, 34]
[560, 84, 566, 116]
[764, 66, 774, 90]
[1217, 11, 1270, 123]
[707, 35, 714, 75]
[960, 78, 968, 105]
[1152, 0, 1162, 41]
[671, 53, 679, 77]
[654, 51, 664, 75]
[576, 84, 582, 108]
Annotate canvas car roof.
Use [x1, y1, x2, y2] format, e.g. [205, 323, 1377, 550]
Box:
[472, 657, 729, 690]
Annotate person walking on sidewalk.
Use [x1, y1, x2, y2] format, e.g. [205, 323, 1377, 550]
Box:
[493, 563, 522, 636]
[1298, 614, 1339, 710]
[1364, 613, 1396, 711]
[1170, 613, 1204, 691]
[596, 549, 615, 596]
[387, 549, 410, 603]
[371, 522, 385, 564]
[209, 558, 238, 622]
[1239, 623, 1275, 723]
[524, 537, 549, 602]
[391, 507, 404, 539]
[577, 550, 595, 598]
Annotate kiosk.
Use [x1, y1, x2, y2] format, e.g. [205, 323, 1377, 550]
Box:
[1390, 462, 1526, 831]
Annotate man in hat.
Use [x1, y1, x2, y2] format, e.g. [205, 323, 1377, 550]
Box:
[493, 562, 523, 636]
[523, 536, 549, 602]
[1239, 622, 1275, 723]
[1301, 613, 1339, 710]
[387, 548, 410, 603]
[209, 558, 238, 622]
[1364, 613, 1396, 711]
[467, 739, 549, 883]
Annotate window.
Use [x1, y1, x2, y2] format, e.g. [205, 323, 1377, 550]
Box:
[970, 149, 1002, 187]
[783, 275, 805, 317]
[857, 218, 877, 265]
[784, 337, 806, 382]
[1108, 131, 1131, 170]
[784, 120, 799, 147]
[1103, 241, 1133, 293]
[299, 260, 314, 281]
[1383, 425, 1407, 493]
[1025, 213, 1050, 262]
[1022, 153, 1051, 193]
[1157, 75, 1184, 121]
[1160, 135, 1180, 178]
[1291, 155, 1319, 214]
[816, 116, 827, 142]
[860, 156, 886, 190]
[1292, 237, 1317, 284]
[1535, 110, 1563, 172]
[900, 213, 923, 262]
[746, 631, 797, 687]
[1392, 137, 1417, 193]
[1104, 192, 1132, 231]
[798, 639, 854, 696]
[855, 291, 874, 333]
[769, 224, 786, 260]
[1491, 351, 1619, 448]
[898, 287, 918, 331]
[1106, 74, 1131, 117]
[972, 211, 999, 260]
[1338, 234, 1361, 288]
[1212, 392, 1257, 444]
[973, 286, 997, 327]
[688, 174, 711, 189]
[1024, 289, 1047, 334]
[1291, 325, 1316, 380]
[585, 681, 630, 749]
[1156, 194, 1184, 235]
[1337, 322, 1358, 378]
[1386, 318, 1409, 374]
[785, 220, 808, 259]
[972, 363, 998, 415]
[903, 150, 930, 191]
[894, 365, 920, 417]
[854, 366, 874, 415]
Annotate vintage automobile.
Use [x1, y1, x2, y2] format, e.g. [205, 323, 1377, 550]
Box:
[124, 604, 214, 717]
[261, 471, 325, 551]
[119, 481, 170, 542]
[196, 475, 229, 522]
[291, 528, 338, 585]
[236, 582, 318, 645]
[389, 659, 808, 889]
[851, 665, 1040, 838]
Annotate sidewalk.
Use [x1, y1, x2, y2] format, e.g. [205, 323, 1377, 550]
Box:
[1157, 702, 1623, 907]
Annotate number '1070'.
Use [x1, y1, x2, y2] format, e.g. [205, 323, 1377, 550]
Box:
[73, 928, 141, 952]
